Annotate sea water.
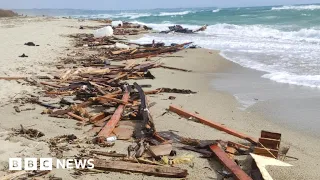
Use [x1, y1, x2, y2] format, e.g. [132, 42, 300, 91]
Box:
[16, 4, 320, 88]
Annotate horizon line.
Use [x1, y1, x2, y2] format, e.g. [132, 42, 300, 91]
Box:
[10, 3, 319, 11]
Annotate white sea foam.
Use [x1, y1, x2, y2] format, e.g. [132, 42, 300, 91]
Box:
[262, 73, 320, 88]
[271, 5, 320, 11]
[212, 9, 220, 13]
[158, 11, 191, 16]
[133, 22, 320, 88]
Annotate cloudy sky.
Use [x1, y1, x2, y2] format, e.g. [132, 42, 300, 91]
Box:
[1, 0, 319, 10]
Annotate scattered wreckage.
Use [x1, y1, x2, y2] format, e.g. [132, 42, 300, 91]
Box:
[0, 20, 295, 180]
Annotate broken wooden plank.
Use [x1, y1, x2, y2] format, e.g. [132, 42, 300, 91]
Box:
[261, 131, 281, 140]
[258, 138, 280, 150]
[97, 86, 130, 140]
[67, 112, 88, 122]
[90, 112, 106, 123]
[169, 105, 258, 144]
[226, 146, 237, 159]
[90, 150, 127, 157]
[254, 147, 278, 158]
[0, 77, 26, 81]
[160, 65, 192, 72]
[107, 73, 128, 84]
[111, 49, 132, 55]
[93, 159, 188, 178]
[210, 144, 253, 180]
[40, 82, 63, 88]
[94, 115, 112, 127]
[96, 96, 128, 105]
[227, 141, 251, 150]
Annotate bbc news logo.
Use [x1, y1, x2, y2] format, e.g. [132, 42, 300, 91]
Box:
[9, 158, 94, 170]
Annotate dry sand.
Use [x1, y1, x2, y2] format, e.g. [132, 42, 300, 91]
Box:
[0, 17, 319, 180]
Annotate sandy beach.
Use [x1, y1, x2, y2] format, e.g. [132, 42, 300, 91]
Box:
[0, 17, 319, 180]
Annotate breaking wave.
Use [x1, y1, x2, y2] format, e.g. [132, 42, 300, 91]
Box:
[158, 11, 191, 16]
[271, 5, 320, 11]
[133, 22, 320, 88]
[212, 9, 220, 13]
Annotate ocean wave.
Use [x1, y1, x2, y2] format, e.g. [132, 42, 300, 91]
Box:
[131, 21, 320, 43]
[203, 23, 320, 43]
[158, 11, 191, 16]
[262, 73, 320, 88]
[212, 9, 220, 13]
[132, 22, 320, 88]
[271, 5, 320, 11]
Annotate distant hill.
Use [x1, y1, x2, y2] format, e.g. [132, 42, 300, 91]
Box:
[0, 9, 18, 17]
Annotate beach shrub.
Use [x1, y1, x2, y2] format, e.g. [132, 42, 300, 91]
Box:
[0, 9, 18, 17]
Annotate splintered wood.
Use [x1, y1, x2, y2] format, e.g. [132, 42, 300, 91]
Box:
[168, 105, 258, 143]
[97, 86, 130, 140]
[93, 159, 188, 178]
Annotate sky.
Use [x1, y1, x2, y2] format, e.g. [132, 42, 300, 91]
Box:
[1, 0, 320, 10]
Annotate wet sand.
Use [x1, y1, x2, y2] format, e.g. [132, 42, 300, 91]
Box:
[0, 17, 319, 180]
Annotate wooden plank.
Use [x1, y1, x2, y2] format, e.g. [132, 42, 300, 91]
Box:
[261, 131, 281, 140]
[97, 87, 130, 139]
[124, 60, 137, 70]
[160, 65, 192, 72]
[258, 138, 280, 150]
[107, 73, 128, 84]
[0, 77, 26, 80]
[227, 141, 251, 150]
[94, 115, 112, 127]
[226, 146, 237, 159]
[90, 150, 127, 157]
[111, 49, 132, 55]
[93, 159, 188, 178]
[210, 144, 253, 180]
[97, 96, 128, 105]
[67, 112, 88, 122]
[254, 147, 278, 158]
[169, 105, 258, 144]
[40, 82, 63, 88]
[90, 112, 106, 123]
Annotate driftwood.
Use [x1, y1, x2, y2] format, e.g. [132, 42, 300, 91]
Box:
[93, 159, 188, 178]
[210, 144, 253, 180]
[169, 105, 258, 144]
[90, 150, 127, 157]
[97, 86, 130, 141]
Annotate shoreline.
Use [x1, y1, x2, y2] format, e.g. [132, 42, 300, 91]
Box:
[0, 17, 319, 179]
